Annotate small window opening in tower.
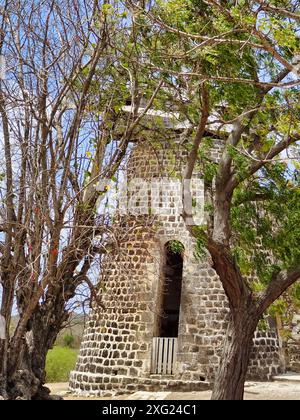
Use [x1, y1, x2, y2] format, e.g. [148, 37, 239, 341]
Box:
[159, 241, 184, 338]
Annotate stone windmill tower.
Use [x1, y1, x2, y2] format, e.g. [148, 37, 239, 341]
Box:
[70, 110, 282, 396]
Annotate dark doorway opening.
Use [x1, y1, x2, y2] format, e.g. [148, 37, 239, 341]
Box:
[159, 242, 184, 338]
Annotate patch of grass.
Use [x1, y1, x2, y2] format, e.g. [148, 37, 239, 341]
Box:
[62, 333, 75, 348]
[45, 346, 78, 383]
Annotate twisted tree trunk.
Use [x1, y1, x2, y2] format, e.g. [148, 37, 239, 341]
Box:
[0, 275, 80, 400]
[211, 307, 259, 400]
[3, 307, 66, 400]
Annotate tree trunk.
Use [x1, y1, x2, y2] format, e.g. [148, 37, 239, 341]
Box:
[4, 295, 71, 400]
[5, 312, 60, 399]
[29, 302, 70, 400]
[211, 309, 259, 400]
[0, 338, 8, 399]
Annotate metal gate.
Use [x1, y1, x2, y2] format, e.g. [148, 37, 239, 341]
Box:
[151, 337, 178, 375]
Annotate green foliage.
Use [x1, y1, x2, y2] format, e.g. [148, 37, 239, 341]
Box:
[231, 161, 300, 287]
[194, 238, 206, 261]
[232, 246, 252, 276]
[257, 317, 269, 332]
[227, 146, 252, 181]
[193, 226, 207, 260]
[203, 162, 218, 183]
[101, 3, 113, 15]
[167, 240, 185, 254]
[291, 283, 300, 309]
[268, 299, 288, 318]
[45, 346, 78, 383]
[63, 334, 75, 349]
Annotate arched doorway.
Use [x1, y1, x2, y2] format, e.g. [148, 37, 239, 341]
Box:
[159, 241, 184, 338]
[151, 241, 184, 375]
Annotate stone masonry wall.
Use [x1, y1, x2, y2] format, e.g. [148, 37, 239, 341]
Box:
[70, 138, 283, 396]
[287, 314, 300, 373]
[69, 218, 158, 395]
[287, 343, 300, 373]
[248, 331, 283, 380]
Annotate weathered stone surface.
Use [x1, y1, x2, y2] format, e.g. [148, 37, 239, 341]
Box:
[248, 331, 282, 380]
[286, 313, 300, 373]
[70, 139, 283, 395]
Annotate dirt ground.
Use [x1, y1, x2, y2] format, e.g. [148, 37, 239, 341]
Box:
[48, 380, 300, 400]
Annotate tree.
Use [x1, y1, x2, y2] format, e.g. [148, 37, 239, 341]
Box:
[124, 0, 300, 399]
[1, 0, 299, 401]
[0, 0, 161, 399]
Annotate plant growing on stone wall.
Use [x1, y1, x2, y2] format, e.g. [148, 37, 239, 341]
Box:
[167, 240, 185, 255]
